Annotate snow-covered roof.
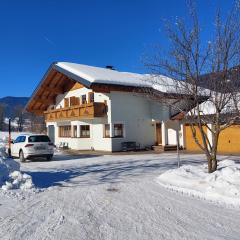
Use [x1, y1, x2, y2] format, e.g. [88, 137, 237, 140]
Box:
[53, 62, 152, 88]
[25, 61, 189, 114]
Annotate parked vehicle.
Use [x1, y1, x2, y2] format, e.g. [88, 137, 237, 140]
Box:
[10, 134, 54, 162]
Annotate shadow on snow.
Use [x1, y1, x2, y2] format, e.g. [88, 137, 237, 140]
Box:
[25, 154, 207, 188]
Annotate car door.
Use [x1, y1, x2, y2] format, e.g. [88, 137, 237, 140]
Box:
[11, 136, 21, 157]
[18, 136, 26, 154]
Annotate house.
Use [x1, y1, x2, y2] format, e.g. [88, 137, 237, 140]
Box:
[26, 62, 196, 152]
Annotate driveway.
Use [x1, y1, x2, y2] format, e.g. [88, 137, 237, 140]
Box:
[0, 152, 240, 240]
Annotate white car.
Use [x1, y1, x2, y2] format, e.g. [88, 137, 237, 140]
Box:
[10, 134, 54, 162]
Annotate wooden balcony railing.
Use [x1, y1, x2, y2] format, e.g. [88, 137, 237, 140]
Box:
[44, 102, 107, 122]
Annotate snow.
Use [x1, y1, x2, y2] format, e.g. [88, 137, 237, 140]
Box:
[157, 159, 240, 207]
[55, 62, 181, 92]
[0, 152, 240, 239]
[4, 118, 19, 127]
[55, 62, 152, 87]
[54, 62, 210, 96]
[0, 132, 34, 190]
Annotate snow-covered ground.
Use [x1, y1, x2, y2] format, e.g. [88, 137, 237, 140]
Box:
[0, 152, 240, 240]
[157, 160, 240, 207]
[0, 132, 34, 190]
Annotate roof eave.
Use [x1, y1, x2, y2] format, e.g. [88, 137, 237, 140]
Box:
[24, 62, 57, 112]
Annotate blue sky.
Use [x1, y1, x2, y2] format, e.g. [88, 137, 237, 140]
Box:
[0, 0, 234, 97]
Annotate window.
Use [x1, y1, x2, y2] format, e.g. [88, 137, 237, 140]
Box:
[70, 97, 80, 106]
[64, 98, 69, 108]
[28, 135, 50, 142]
[88, 92, 94, 103]
[14, 136, 21, 143]
[14, 136, 26, 143]
[113, 124, 124, 138]
[80, 125, 90, 138]
[81, 95, 87, 104]
[104, 124, 110, 138]
[59, 126, 71, 137]
[72, 125, 77, 138]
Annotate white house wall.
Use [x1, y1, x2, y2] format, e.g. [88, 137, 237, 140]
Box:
[150, 102, 170, 121]
[47, 88, 178, 152]
[164, 120, 184, 147]
[48, 87, 113, 151]
[47, 119, 112, 151]
[109, 92, 156, 151]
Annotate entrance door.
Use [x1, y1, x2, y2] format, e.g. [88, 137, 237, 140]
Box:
[156, 123, 162, 145]
[48, 125, 55, 143]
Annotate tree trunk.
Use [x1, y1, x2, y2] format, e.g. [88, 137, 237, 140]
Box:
[212, 158, 218, 172]
[207, 156, 213, 173]
[207, 155, 218, 173]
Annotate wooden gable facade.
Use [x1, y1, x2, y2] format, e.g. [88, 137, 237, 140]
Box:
[26, 68, 85, 115]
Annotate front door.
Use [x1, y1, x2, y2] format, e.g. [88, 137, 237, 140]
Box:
[156, 123, 162, 145]
[48, 125, 55, 143]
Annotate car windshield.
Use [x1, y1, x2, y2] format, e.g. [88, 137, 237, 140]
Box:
[28, 135, 50, 143]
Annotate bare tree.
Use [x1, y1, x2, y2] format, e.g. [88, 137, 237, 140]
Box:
[24, 112, 46, 133]
[0, 104, 6, 131]
[144, 0, 240, 173]
[13, 105, 24, 132]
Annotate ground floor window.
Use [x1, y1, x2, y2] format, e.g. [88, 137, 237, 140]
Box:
[104, 124, 110, 138]
[59, 125, 71, 137]
[72, 125, 77, 138]
[113, 124, 124, 138]
[80, 125, 90, 138]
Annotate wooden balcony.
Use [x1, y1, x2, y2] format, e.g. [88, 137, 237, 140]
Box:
[44, 102, 107, 122]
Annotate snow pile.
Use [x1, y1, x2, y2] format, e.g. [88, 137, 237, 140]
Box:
[2, 171, 34, 190]
[157, 160, 240, 207]
[0, 134, 34, 191]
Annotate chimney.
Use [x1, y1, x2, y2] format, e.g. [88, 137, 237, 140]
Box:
[105, 65, 115, 70]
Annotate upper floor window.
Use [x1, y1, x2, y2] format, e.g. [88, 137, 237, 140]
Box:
[88, 92, 94, 103]
[81, 95, 87, 104]
[80, 125, 90, 138]
[70, 97, 80, 106]
[64, 98, 69, 108]
[113, 124, 124, 138]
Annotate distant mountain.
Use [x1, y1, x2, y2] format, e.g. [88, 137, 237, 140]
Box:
[0, 96, 29, 117]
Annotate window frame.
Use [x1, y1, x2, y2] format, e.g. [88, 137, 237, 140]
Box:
[88, 92, 94, 103]
[80, 125, 90, 138]
[59, 125, 72, 138]
[64, 98, 69, 108]
[70, 96, 80, 106]
[81, 95, 87, 104]
[103, 124, 110, 138]
[72, 125, 78, 138]
[113, 123, 124, 138]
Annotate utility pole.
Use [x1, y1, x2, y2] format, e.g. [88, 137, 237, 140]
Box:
[176, 120, 181, 168]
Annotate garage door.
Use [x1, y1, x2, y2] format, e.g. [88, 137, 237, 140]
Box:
[218, 125, 240, 153]
[185, 124, 240, 153]
[185, 125, 207, 152]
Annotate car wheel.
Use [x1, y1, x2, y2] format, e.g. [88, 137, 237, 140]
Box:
[19, 150, 25, 162]
[46, 155, 53, 161]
